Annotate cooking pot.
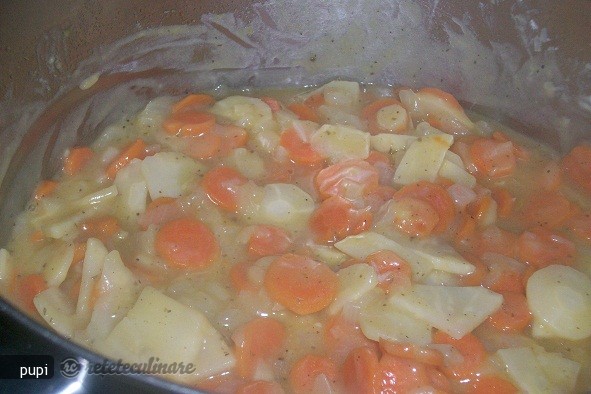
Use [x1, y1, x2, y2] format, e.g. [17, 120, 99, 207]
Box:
[1, 0, 590, 392]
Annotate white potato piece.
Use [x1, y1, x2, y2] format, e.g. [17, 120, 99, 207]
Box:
[42, 242, 75, 287]
[137, 96, 175, 129]
[393, 132, 454, 185]
[496, 346, 580, 394]
[256, 183, 315, 231]
[103, 286, 234, 384]
[408, 237, 475, 276]
[390, 284, 502, 339]
[34, 287, 79, 338]
[230, 148, 265, 180]
[527, 265, 591, 340]
[141, 152, 203, 200]
[317, 105, 364, 129]
[370, 133, 417, 154]
[211, 96, 273, 133]
[438, 158, 476, 188]
[76, 238, 108, 317]
[399, 89, 474, 135]
[376, 104, 409, 132]
[359, 294, 433, 346]
[306, 243, 349, 267]
[322, 80, 360, 107]
[311, 124, 370, 163]
[0, 248, 13, 283]
[329, 264, 378, 314]
[114, 159, 148, 217]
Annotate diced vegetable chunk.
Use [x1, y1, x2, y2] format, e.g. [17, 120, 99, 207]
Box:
[311, 124, 370, 163]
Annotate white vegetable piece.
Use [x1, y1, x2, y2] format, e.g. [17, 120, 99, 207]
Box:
[390, 284, 502, 339]
[230, 148, 265, 180]
[317, 105, 364, 129]
[408, 237, 475, 276]
[0, 248, 13, 283]
[34, 287, 78, 338]
[376, 104, 409, 132]
[103, 286, 234, 384]
[329, 263, 378, 314]
[526, 265, 591, 340]
[438, 151, 476, 188]
[240, 183, 315, 230]
[370, 133, 417, 154]
[359, 292, 433, 346]
[310, 124, 370, 163]
[76, 238, 108, 317]
[399, 89, 474, 135]
[322, 80, 360, 107]
[496, 346, 580, 394]
[42, 242, 75, 287]
[306, 243, 349, 267]
[211, 96, 274, 133]
[393, 131, 454, 185]
[137, 96, 176, 129]
[141, 152, 203, 200]
[114, 159, 148, 217]
[83, 251, 139, 342]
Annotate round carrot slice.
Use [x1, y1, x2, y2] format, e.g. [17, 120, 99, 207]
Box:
[155, 218, 219, 270]
[264, 254, 338, 315]
[163, 111, 216, 137]
[202, 166, 248, 212]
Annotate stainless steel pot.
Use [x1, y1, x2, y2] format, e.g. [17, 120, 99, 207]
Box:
[1, 1, 590, 392]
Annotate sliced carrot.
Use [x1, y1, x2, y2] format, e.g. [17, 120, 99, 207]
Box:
[466, 375, 518, 394]
[458, 258, 487, 287]
[232, 317, 286, 379]
[263, 253, 338, 315]
[202, 166, 248, 212]
[72, 242, 87, 265]
[154, 218, 219, 270]
[491, 188, 515, 218]
[391, 196, 440, 238]
[562, 143, 591, 194]
[34, 180, 58, 200]
[473, 226, 519, 257]
[138, 197, 183, 230]
[29, 230, 45, 243]
[342, 347, 380, 394]
[163, 111, 216, 137]
[515, 229, 576, 268]
[105, 139, 148, 179]
[230, 261, 258, 293]
[236, 380, 285, 394]
[488, 292, 532, 332]
[379, 339, 444, 367]
[303, 93, 325, 109]
[185, 132, 223, 160]
[364, 250, 412, 293]
[394, 181, 456, 234]
[469, 138, 516, 179]
[376, 354, 430, 393]
[466, 194, 496, 227]
[315, 159, 379, 200]
[433, 331, 486, 380]
[454, 213, 477, 245]
[171, 94, 215, 113]
[247, 225, 292, 257]
[280, 129, 325, 166]
[63, 146, 94, 176]
[78, 216, 121, 243]
[481, 257, 525, 294]
[261, 96, 282, 112]
[309, 195, 372, 244]
[569, 213, 591, 242]
[14, 274, 47, 313]
[289, 354, 338, 394]
[324, 314, 378, 364]
[288, 102, 320, 123]
[520, 191, 576, 229]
